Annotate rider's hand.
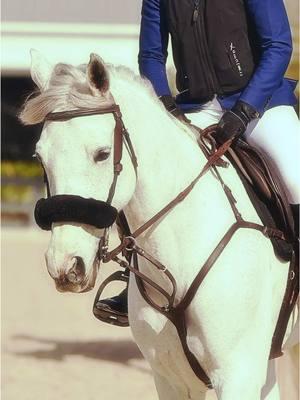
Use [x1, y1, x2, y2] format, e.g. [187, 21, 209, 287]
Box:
[159, 95, 190, 123]
[216, 100, 259, 145]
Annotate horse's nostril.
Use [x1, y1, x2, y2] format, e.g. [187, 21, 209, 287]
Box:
[67, 271, 79, 284]
[66, 256, 85, 284]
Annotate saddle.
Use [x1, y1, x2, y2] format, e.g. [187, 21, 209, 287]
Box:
[199, 126, 295, 260]
[229, 140, 295, 259]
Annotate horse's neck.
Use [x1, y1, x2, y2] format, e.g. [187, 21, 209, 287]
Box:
[121, 89, 206, 226]
[116, 86, 236, 290]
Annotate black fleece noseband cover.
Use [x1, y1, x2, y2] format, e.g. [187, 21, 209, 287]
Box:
[34, 195, 118, 230]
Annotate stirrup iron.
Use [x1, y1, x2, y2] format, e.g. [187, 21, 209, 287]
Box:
[93, 270, 129, 327]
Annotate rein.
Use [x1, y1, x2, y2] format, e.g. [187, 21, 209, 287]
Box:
[40, 102, 288, 389]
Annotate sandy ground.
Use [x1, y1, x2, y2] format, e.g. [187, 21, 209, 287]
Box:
[1, 227, 299, 400]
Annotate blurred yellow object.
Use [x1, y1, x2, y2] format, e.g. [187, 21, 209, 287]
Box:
[1, 185, 36, 203]
[1, 161, 43, 178]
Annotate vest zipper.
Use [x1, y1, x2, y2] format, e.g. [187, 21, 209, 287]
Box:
[193, 0, 221, 96]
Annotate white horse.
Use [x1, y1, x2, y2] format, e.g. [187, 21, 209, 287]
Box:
[21, 50, 296, 400]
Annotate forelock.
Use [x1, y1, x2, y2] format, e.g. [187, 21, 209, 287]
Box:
[19, 62, 113, 125]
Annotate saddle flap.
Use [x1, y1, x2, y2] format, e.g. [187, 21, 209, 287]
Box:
[232, 147, 273, 200]
[230, 140, 295, 241]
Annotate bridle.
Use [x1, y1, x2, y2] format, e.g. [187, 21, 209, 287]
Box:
[34, 104, 138, 235]
[44, 104, 138, 204]
[34, 100, 290, 389]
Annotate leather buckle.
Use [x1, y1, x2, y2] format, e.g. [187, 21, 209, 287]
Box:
[114, 108, 122, 119]
[114, 163, 123, 173]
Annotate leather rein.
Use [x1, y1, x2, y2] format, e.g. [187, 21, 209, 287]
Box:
[44, 103, 287, 389]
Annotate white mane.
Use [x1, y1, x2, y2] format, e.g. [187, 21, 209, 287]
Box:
[20, 62, 153, 123]
[19, 61, 197, 142]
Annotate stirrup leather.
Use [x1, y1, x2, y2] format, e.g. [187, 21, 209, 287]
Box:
[93, 270, 129, 327]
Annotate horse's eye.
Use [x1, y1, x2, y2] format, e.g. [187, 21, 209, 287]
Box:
[94, 149, 110, 163]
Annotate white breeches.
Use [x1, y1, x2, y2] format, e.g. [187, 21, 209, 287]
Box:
[188, 100, 300, 204]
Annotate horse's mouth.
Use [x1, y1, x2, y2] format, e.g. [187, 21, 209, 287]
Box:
[54, 257, 100, 293]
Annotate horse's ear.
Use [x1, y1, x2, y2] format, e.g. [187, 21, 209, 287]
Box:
[30, 49, 53, 91]
[87, 53, 109, 95]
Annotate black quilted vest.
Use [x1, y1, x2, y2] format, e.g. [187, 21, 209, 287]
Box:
[162, 0, 258, 102]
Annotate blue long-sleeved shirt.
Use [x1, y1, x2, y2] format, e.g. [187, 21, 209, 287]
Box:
[138, 0, 297, 114]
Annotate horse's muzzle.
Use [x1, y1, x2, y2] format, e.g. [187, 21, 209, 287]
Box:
[34, 195, 118, 230]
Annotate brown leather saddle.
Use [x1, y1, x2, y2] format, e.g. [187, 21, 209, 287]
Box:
[231, 140, 294, 238]
[198, 125, 295, 259]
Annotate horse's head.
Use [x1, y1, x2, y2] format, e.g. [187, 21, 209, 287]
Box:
[21, 51, 137, 293]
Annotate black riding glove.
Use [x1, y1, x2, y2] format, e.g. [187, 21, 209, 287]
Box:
[159, 95, 190, 123]
[216, 100, 259, 145]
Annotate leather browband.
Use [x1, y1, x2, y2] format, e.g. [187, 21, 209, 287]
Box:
[45, 105, 121, 121]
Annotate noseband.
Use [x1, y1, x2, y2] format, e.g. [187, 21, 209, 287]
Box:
[34, 104, 138, 231]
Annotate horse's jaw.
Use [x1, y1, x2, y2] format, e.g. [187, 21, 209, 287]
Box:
[45, 223, 102, 293]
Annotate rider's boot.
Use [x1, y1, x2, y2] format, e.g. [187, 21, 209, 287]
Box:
[93, 276, 129, 327]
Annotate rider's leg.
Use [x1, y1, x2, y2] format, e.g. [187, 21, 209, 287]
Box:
[187, 96, 223, 129]
[191, 102, 300, 222]
[244, 105, 300, 238]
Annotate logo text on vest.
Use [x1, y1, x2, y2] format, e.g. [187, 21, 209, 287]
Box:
[230, 43, 244, 77]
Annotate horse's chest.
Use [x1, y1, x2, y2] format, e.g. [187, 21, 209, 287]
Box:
[130, 306, 206, 391]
